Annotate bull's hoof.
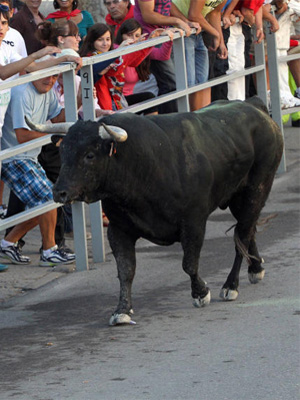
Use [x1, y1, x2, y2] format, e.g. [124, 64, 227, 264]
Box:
[193, 290, 211, 308]
[219, 288, 239, 301]
[248, 269, 265, 284]
[109, 313, 136, 326]
[109, 309, 135, 326]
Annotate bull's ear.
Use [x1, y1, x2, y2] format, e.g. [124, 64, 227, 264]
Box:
[102, 138, 116, 157]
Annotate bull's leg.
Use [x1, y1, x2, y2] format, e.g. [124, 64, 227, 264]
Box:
[220, 225, 252, 301]
[247, 238, 265, 284]
[107, 225, 138, 326]
[221, 175, 274, 301]
[181, 222, 211, 308]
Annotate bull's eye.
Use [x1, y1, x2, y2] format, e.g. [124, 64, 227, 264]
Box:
[85, 152, 95, 161]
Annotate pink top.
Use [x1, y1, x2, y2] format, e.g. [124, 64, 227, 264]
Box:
[123, 40, 173, 95]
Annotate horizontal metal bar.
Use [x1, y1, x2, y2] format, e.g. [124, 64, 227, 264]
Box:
[277, 53, 300, 63]
[81, 32, 183, 66]
[281, 106, 300, 115]
[0, 200, 62, 231]
[119, 64, 266, 114]
[0, 63, 75, 91]
[0, 135, 52, 162]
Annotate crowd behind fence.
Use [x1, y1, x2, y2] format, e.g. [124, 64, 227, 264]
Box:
[0, 27, 299, 271]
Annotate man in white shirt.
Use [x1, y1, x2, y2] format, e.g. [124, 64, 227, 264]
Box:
[1, 0, 27, 57]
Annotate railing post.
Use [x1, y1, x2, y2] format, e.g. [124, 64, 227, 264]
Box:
[253, 33, 268, 106]
[172, 35, 189, 112]
[63, 69, 89, 270]
[81, 64, 105, 263]
[265, 28, 286, 173]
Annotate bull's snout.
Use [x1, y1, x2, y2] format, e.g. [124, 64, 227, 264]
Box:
[53, 188, 70, 204]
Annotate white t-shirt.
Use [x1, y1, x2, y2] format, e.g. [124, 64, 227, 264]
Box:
[3, 27, 27, 58]
[0, 43, 22, 136]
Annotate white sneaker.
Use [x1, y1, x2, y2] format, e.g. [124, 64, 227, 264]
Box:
[0, 244, 30, 265]
[39, 245, 75, 267]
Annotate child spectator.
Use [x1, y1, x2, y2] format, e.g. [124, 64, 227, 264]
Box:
[115, 18, 174, 98]
[80, 23, 168, 114]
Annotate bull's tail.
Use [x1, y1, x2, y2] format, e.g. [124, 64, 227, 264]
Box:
[246, 96, 269, 115]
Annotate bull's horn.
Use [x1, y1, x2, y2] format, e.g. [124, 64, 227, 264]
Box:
[25, 116, 74, 134]
[99, 123, 128, 142]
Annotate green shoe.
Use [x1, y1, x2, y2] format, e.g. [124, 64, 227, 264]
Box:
[0, 263, 8, 272]
[282, 114, 290, 125]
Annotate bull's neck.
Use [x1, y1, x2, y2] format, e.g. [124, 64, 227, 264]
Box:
[102, 149, 153, 205]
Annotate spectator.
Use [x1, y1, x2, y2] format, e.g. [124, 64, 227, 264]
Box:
[10, 0, 44, 54]
[80, 23, 166, 113]
[2, 0, 27, 58]
[221, 1, 248, 101]
[134, 0, 197, 113]
[6, 17, 80, 255]
[115, 18, 174, 100]
[272, 0, 300, 108]
[37, 20, 114, 118]
[37, 20, 81, 57]
[104, 1, 160, 97]
[0, 74, 79, 267]
[213, 0, 269, 102]
[0, 0, 26, 225]
[0, 3, 71, 271]
[46, 0, 94, 40]
[104, 0, 134, 37]
[170, 0, 226, 110]
[0, 5, 72, 167]
[37, 19, 112, 236]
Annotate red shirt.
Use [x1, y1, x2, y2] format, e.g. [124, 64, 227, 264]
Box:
[237, 0, 264, 14]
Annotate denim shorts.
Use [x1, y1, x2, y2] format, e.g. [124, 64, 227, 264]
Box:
[1, 159, 53, 208]
[184, 33, 209, 86]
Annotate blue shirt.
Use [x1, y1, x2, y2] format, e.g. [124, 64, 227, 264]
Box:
[1, 82, 61, 163]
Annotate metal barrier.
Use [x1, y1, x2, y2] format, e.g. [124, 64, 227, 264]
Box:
[0, 26, 298, 271]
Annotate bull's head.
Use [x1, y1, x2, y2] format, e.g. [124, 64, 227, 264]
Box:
[26, 117, 127, 204]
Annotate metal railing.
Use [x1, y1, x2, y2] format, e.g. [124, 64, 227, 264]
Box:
[0, 26, 298, 271]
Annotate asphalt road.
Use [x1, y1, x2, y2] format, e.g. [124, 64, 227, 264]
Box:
[0, 125, 299, 400]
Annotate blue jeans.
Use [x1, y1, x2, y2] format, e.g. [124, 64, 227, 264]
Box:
[150, 57, 178, 113]
[184, 33, 209, 86]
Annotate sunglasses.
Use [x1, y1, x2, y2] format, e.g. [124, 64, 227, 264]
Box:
[0, 4, 9, 12]
[104, 0, 123, 6]
[61, 33, 81, 39]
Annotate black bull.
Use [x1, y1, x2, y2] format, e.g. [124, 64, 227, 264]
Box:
[53, 98, 283, 325]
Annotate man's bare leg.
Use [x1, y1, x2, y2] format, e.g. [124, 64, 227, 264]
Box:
[4, 208, 57, 250]
[38, 209, 57, 250]
[189, 88, 211, 111]
[4, 217, 39, 243]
